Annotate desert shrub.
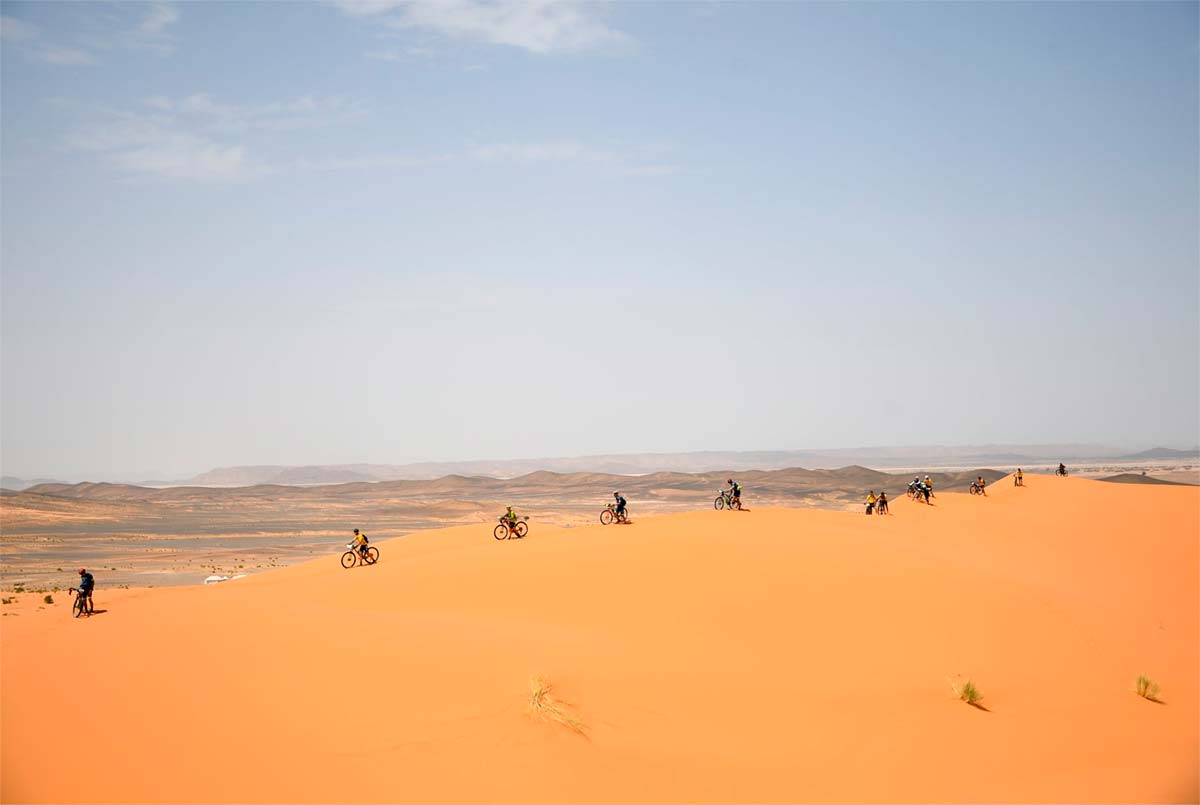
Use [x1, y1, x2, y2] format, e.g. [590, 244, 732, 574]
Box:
[1135, 675, 1160, 701]
[950, 677, 984, 706]
[43, 594, 53, 604]
[529, 677, 586, 735]
[1, 598, 13, 605]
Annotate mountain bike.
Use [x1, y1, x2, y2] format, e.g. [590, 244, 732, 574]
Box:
[68, 587, 92, 618]
[600, 503, 629, 525]
[714, 490, 741, 510]
[494, 517, 529, 540]
[969, 482, 986, 496]
[1056, 466, 1069, 477]
[341, 544, 379, 568]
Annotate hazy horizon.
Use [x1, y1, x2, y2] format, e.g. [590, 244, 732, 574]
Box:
[3, 1, 1197, 480]
[4, 440, 1197, 486]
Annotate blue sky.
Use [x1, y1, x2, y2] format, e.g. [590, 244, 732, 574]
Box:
[2, 1, 1197, 479]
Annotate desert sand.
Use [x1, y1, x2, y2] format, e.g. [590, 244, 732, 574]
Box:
[2, 475, 1196, 803]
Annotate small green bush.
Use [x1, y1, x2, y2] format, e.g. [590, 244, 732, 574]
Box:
[43, 594, 53, 604]
[950, 677, 984, 706]
[1135, 675, 1160, 701]
[1, 597, 14, 605]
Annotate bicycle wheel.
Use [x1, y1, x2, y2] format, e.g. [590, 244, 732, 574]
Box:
[340, 551, 357, 569]
[514, 521, 529, 538]
[494, 524, 509, 540]
[72, 595, 85, 618]
[600, 509, 614, 525]
[365, 547, 379, 565]
[714, 495, 725, 510]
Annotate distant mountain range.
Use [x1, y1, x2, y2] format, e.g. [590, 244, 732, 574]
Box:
[169, 444, 1200, 487]
[5, 444, 1196, 490]
[1115, 447, 1200, 461]
[1, 476, 63, 492]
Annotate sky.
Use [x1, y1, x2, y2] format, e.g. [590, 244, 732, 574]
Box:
[2, 0, 1197, 480]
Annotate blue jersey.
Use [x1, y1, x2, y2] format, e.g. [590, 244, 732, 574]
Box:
[79, 572, 94, 592]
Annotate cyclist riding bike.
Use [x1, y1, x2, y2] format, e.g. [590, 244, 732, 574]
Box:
[974, 476, 987, 496]
[1057, 463, 1068, 477]
[612, 492, 627, 521]
[727, 479, 742, 508]
[76, 568, 94, 612]
[351, 528, 369, 559]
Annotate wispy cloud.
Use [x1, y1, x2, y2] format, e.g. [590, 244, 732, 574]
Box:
[335, 0, 630, 54]
[304, 139, 678, 177]
[2, 13, 96, 65]
[32, 46, 96, 65]
[0, 15, 38, 42]
[65, 116, 255, 182]
[60, 94, 674, 183]
[365, 44, 437, 62]
[141, 93, 367, 133]
[61, 93, 361, 182]
[2, 3, 180, 65]
[127, 1, 180, 55]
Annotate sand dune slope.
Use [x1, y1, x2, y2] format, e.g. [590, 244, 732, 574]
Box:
[2, 476, 1196, 803]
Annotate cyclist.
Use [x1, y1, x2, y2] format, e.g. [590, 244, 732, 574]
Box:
[924, 475, 935, 498]
[1057, 463, 1068, 477]
[975, 476, 987, 496]
[501, 506, 519, 532]
[351, 528, 369, 560]
[612, 492, 627, 522]
[727, 479, 742, 509]
[75, 568, 95, 614]
[877, 491, 889, 515]
[866, 490, 877, 515]
[1015, 468, 1024, 486]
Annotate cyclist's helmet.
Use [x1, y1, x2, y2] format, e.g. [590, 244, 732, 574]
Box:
[727, 479, 733, 484]
[353, 528, 359, 534]
[613, 491, 619, 497]
[78, 568, 86, 574]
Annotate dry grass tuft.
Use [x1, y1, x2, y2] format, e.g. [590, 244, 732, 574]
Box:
[529, 676, 587, 735]
[949, 676, 984, 706]
[1135, 674, 1161, 701]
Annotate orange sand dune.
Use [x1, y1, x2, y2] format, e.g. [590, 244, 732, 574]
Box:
[3, 476, 1196, 803]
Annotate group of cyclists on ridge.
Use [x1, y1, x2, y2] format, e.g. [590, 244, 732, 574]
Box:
[907, 475, 936, 503]
[500, 479, 743, 535]
[65, 464, 1074, 610]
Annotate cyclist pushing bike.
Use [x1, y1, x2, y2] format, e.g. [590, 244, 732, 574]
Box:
[501, 506, 519, 530]
[613, 492, 627, 521]
[727, 479, 742, 509]
[70, 568, 95, 616]
[351, 529, 369, 560]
